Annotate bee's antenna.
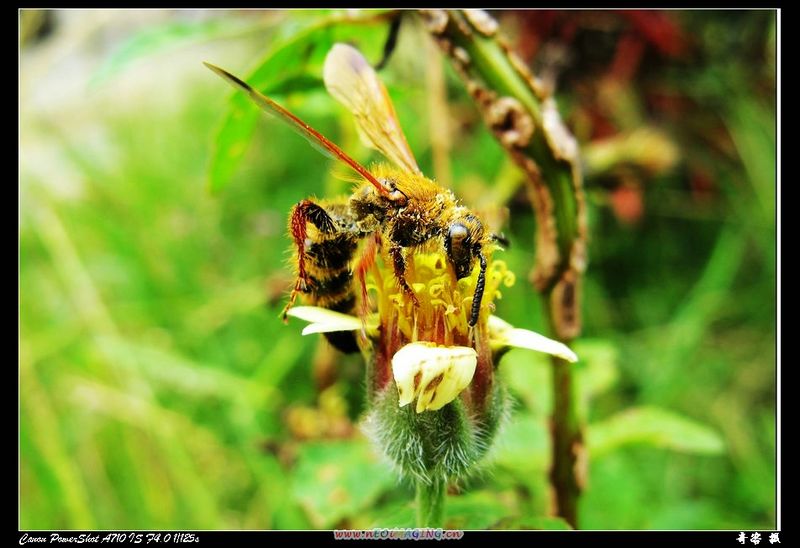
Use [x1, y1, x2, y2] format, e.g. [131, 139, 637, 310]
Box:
[491, 233, 510, 249]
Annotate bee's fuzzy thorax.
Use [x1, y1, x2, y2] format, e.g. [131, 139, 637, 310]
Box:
[367, 163, 444, 202]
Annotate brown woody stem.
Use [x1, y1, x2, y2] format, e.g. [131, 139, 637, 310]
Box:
[545, 294, 584, 528]
[420, 9, 587, 528]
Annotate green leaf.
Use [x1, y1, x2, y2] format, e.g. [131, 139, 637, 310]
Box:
[208, 108, 260, 194]
[367, 502, 416, 529]
[572, 338, 620, 420]
[443, 492, 510, 530]
[588, 406, 725, 458]
[499, 339, 619, 419]
[492, 412, 549, 473]
[207, 11, 392, 194]
[92, 17, 252, 87]
[291, 439, 395, 528]
[726, 98, 776, 225]
[498, 348, 550, 413]
[573, 338, 619, 398]
[495, 516, 573, 530]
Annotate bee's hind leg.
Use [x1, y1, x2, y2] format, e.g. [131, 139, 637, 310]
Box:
[355, 232, 381, 326]
[283, 199, 336, 321]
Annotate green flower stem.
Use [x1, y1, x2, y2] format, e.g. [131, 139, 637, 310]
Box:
[416, 477, 446, 528]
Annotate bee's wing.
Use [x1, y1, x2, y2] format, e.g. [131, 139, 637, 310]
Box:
[204, 62, 389, 196]
[323, 43, 421, 175]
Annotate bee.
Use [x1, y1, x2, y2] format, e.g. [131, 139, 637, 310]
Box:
[205, 44, 501, 353]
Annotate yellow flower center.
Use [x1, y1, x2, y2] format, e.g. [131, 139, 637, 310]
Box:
[367, 251, 515, 347]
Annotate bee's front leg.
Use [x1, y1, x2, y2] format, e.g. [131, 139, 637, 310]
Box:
[468, 249, 488, 327]
[283, 199, 336, 321]
[388, 242, 420, 307]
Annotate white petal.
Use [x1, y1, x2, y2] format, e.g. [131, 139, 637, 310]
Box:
[504, 328, 578, 362]
[391, 342, 477, 413]
[285, 306, 361, 326]
[488, 315, 514, 333]
[301, 322, 362, 336]
[419, 351, 477, 412]
[286, 305, 378, 337]
[391, 343, 426, 408]
[488, 315, 578, 363]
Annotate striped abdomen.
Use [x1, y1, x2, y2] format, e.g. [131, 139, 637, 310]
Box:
[292, 201, 361, 353]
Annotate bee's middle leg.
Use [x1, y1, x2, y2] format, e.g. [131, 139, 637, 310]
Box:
[389, 242, 420, 307]
[355, 232, 381, 323]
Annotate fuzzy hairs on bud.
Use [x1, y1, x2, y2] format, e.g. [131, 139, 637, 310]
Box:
[362, 380, 511, 486]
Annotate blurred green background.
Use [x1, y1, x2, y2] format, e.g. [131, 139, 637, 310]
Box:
[20, 10, 776, 530]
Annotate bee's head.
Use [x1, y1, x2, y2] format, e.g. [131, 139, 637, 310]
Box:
[350, 177, 408, 222]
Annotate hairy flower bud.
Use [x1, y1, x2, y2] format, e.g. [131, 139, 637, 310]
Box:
[287, 250, 576, 486]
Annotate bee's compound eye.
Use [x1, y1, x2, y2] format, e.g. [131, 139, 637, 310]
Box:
[388, 189, 408, 205]
[380, 178, 407, 206]
[446, 223, 474, 279]
[447, 224, 469, 244]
